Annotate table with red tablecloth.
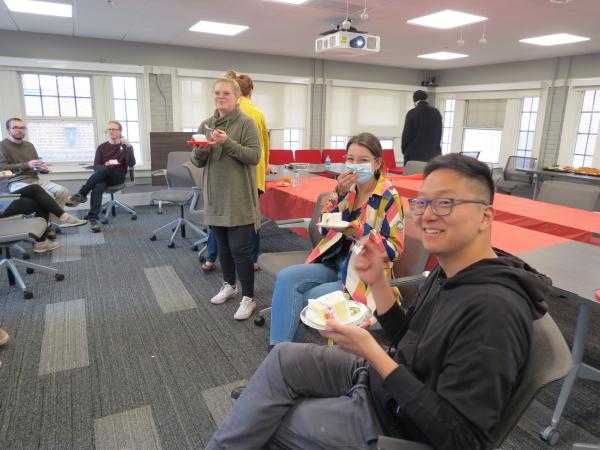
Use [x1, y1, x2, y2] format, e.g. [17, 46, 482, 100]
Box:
[387, 176, 600, 244]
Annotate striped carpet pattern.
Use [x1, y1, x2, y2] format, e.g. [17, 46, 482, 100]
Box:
[0, 204, 598, 449]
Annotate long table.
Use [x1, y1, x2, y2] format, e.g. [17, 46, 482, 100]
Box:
[386, 176, 600, 244]
[516, 167, 600, 199]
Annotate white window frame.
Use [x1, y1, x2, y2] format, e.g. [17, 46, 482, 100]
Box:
[441, 99, 456, 154]
[330, 135, 347, 149]
[572, 89, 600, 167]
[284, 128, 303, 151]
[112, 75, 143, 164]
[515, 97, 539, 159]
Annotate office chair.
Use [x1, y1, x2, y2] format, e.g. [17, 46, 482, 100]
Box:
[537, 180, 600, 211]
[459, 151, 481, 159]
[149, 152, 206, 248]
[496, 156, 537, 196]
[402, 161, 428, 176]
[100, 166, 137, 224]
[0, 214, 64, 299]
[377, 312, 571, 450]
[254, 192, 330, 326]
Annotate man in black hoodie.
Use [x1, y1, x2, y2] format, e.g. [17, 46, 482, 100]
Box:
[206, 154, 550, 450]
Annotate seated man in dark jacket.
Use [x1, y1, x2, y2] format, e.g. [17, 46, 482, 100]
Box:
[206, 154, 550, 450]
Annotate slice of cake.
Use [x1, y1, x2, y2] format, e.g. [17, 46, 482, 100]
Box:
[307, 291, 350, 325]
[192, 133, 207, 142]
[321, 212, 342, 225]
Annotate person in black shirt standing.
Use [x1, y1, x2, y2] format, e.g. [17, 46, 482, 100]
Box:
[401, 90, 443, 163]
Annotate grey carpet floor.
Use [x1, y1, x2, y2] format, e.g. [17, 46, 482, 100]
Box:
[0, 204, 598, 449]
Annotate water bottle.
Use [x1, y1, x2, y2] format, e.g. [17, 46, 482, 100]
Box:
[292, 170, 300, 188]
[325, 154, 331, 169]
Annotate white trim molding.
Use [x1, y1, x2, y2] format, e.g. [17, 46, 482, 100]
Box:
[436, 80, 544, 93]
[0, 56, 144, 74]
[329, 79, 422, 92]
[176, 68, 313, 85]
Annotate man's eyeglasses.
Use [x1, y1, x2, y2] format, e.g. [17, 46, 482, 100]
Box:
[408, 198, 488, 216]
[10, 126, 27, 130]
[106, 128, 120, 132]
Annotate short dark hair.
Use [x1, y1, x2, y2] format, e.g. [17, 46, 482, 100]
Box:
[346, 132, 384, 178]
[6, 117, 23, 130]
[413, 90, 428, 102]
[424, 153, 495, 204]
[108, 120, 123, 132]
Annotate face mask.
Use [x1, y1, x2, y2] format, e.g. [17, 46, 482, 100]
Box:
[345, 163, 374, 184]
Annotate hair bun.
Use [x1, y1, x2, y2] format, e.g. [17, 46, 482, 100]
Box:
[225, 69, 238, 80]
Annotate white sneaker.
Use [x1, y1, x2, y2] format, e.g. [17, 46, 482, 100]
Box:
[211, 282, 238, 305]
[33, 240, 61, 254]
[234, 296, 256, 320]
[59, 214, 87, 228]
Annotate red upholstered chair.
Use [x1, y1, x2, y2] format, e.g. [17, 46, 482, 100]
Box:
[269, 149, 294, 165]
[322, 149, 346, 163]
[382, 149, 406, 175]
[294, 149, 322, 163]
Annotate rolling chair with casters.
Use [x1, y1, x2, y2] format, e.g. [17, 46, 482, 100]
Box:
[181, 163, 209, 262]
[254, 192, 330, 326]
[149, 153, 206, 248]
[402, 161, 427, 176]
[537, 180, 600, 211]
[459, 151, 481, 159]
[495, 156, 537, 196]
[0, 213, 64, 299]
[100, 166, 137, 224]
[377, 312, 571, 450]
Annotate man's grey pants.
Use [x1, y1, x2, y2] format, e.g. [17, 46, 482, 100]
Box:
[207, 342, 383, 450]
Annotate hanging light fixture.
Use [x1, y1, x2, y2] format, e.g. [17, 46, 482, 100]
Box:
[360, 0, 368, 20]
[457, 28, 465, 46]
[479, 23, 487, 44]
[342, 0, 352, 29]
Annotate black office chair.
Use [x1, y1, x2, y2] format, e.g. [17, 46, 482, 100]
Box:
[100, 166, 137, 224]
[496, 156, 537, 196]
[377, 312, 571, 450]
[459, 151, 481, 159]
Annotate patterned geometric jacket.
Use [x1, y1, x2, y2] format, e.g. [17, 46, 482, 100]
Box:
[305, 175, 405, 313]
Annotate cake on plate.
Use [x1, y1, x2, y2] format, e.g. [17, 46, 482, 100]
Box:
[307, 290, 350, 325]
[321, 212, 342, 225]
[192, 133, 207, 142]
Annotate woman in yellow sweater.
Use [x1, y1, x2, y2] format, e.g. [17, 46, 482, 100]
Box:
[202, 71, 270, 272]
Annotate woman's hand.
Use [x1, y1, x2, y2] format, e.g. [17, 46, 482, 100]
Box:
[320, 319, 379, 360]
[211, 129, 228, 144]
[336, 170, 359, 195]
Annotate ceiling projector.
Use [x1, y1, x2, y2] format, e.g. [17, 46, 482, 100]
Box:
[315, 30, 380, 56]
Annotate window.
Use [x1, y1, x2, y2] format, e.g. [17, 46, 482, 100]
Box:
[463, 99, 506, 163]
[112, 76, 142, 163]
[462, 129, 503, 163]
[21, 73, 96, 163]
[284, 128, 302, 151]
[573, 89, 600, 167]
[441, 99, 456, 154]
[379, 138, 394, 149]
[516, 97, 539, 158]
[330, 135, 347, 149]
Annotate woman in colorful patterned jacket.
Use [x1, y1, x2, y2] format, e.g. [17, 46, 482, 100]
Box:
[269, 132, 405, 348]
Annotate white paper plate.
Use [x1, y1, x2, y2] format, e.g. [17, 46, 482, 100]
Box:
[317, 220, 351, 231]
[300, 300, 371, 331]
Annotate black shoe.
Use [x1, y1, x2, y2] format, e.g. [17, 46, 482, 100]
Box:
[65, 193, 87, 207]
[89, 218, 102, 233]
[230, 385, 246, 400]
[46, 227, 57, 240]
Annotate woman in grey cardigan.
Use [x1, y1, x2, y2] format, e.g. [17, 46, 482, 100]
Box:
[191, 72, 261, 321]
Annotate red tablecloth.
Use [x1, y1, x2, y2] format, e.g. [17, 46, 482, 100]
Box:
[389, 177, 600, 244]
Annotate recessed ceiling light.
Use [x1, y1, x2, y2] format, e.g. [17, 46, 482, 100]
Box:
[3, 0, 72, 17]
[519, 33, 590, 46]
[418, 51, 469, 60]
[263, 0, 311, 4]
[189, 20, 249, 36]
[407, 9, 487, 30]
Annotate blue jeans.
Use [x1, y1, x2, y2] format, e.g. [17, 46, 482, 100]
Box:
[206, 227, 259, 263]
[269, 263, 342, 345]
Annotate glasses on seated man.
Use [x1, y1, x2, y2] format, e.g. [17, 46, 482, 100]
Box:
[408, 197, 488, 216]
